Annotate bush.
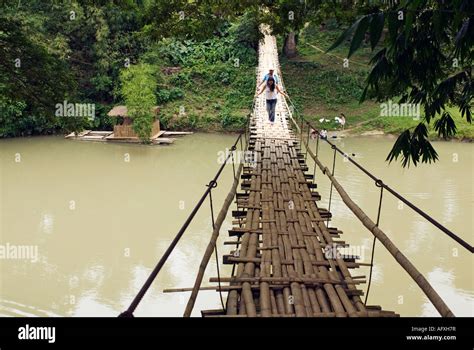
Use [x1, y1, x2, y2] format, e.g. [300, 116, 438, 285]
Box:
[230, 11, 262, 51]
[120, 63, 157, 142]
[156, 89, 170, 104]
[156, 87, 184, 104]
[219, 109, 246, 129]
[169, 71, 192, 87]
[158, 112, 173, 129]
[188, 114, 199, 129]
[155, 25, 256, 69]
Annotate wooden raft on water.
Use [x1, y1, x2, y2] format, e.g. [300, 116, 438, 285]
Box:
[65, 129, 191, 144]
[65, 105, 192, 144]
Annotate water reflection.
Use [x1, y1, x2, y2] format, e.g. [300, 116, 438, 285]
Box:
[421, 268, 473, 317]
[39, 213, 54, 235]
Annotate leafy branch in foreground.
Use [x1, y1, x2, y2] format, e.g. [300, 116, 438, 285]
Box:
[328, 0, 473, 167]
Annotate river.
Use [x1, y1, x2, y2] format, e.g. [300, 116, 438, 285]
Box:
[0, 134, 472, 317]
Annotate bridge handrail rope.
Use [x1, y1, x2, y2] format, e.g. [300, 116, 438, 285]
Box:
[285, 96, 473, 253]
[119, 37, 470, 317]
[281, 95, 472, 317]
[118, 125, 250, 317]
[183, 160, 245, 316]
[303, 42, 369, 67]
[276, 72, 301, 134]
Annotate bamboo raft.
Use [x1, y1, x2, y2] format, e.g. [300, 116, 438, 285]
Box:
[65, 130, 193, 144]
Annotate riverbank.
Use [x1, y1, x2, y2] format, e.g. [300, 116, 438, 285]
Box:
[280, 23, 473, 142]
[326, 129, 473, 143]
[324, 112, 473, 142]
[2, 20, 471, 141]
[307, 108, 474, 142]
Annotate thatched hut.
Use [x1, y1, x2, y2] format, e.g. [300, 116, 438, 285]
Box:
[107, 105, 160, 139]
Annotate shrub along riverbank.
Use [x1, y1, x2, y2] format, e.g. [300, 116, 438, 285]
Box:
[149, 20, 257, 132]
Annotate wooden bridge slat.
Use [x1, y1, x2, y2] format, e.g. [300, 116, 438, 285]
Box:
[211, 32, 398, 318]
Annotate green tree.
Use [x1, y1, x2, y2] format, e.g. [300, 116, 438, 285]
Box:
[0, 0, 149, 136]
[0, 13, 76, 114]
[261, 0, 317, 57]
[120, 63, 157, 142]
[328, 0, 473, 167]
[141, 0, 257, 41]
[261, 0, 360, 57]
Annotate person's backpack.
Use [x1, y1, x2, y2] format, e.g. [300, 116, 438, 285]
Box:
[264, 73, 279, 84]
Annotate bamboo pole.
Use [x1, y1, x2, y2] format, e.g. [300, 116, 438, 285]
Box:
[259, 157, 272, 317]
[183, 162, 244, 317]
[192, 30, 402, 318]
[240, 172, 261, 316]
[306, 145, 455, 317]
[209, 276, 361, 285]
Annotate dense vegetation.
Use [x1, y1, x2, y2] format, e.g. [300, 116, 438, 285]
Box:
[1, 2, 146, 137]
[0, 0, 472, 165]
[145, 20, 257, 132]
[0, 1, 258, 140]
[282, 21, 474, 141]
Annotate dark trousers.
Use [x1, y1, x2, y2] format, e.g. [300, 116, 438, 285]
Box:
[266, 99, 277, 122]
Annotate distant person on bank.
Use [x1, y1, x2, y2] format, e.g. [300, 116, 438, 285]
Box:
[339, 113, 346, 130]
[335, 113, 346, 130]
[256, 77, 288, 123]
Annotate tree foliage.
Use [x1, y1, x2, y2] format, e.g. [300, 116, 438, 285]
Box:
[120, 63, 158, 142]
[0, 13, 76, 114]
[141, 0, 257, 40]
[328, 0, 473, 167]
[0, 0, 148, 136]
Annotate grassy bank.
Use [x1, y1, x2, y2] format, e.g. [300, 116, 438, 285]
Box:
[155, 62, 255, 133]
[281, 23, 473, 141]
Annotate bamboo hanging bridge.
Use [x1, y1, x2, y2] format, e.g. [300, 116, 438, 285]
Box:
[119, 33, 473, 318]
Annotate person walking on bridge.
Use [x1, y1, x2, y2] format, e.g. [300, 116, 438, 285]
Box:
[258, 67, 280, 89]
[256, 76, 288, 123]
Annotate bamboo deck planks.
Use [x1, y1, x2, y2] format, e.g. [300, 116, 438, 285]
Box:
[201, 32, 399, 318]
